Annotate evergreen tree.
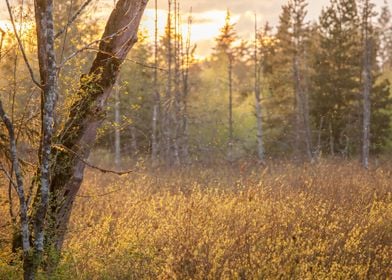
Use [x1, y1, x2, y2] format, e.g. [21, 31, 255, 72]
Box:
[378, 0, 392, 71]
[214, 10, 238, 162]
[288, 0, 313, 160]
[266, 2, 313, 157]
[311, 0, 362, 156]
[265, 5, 295, 155]
[311, 0, 392, 156]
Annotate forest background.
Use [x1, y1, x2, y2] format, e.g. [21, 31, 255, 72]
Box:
[0, 0, 392, 279]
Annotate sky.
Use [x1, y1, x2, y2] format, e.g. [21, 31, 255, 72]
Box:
[0, 0, 389, 57]
[127, 0, 388, 57]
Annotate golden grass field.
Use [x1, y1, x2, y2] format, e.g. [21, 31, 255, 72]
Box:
[1, 160, 392, 279]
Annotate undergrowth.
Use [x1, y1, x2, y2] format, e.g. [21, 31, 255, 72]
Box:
[1, 160, 391, 279]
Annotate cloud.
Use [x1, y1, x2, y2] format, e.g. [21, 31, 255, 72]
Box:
[0, 0, 386, 57]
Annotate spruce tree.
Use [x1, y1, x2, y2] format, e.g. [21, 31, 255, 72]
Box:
[266, 5, 296, 155]
[214, 11, 238, 162]
[378, 0, 392, 71]
[311, 0, 392, 157]
[311, 0, 362, 156]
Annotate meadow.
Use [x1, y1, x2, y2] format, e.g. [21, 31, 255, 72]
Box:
[1, 160, 391, 279]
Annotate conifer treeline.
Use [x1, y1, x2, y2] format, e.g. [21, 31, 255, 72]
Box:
[1, 0, 391, 166]
[100, 0, 392, 165]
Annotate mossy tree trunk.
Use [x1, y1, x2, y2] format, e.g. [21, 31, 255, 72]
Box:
[43, 0, 148, 266]
[7, 4, 148, 275]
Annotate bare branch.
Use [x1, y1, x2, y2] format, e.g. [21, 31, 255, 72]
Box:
[55, 0, 95, 39]
[73, 47, 168, 71]
[0, 163, 17, 188]
[53, 144, 135, 176]
[77, 187, 126, 198]
[58, 9, 141, 68]
[0, 98, 31, 255]
[5, 0, 42, 89]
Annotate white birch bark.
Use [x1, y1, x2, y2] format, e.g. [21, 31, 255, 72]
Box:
[114, 78, 121, 168]
[151, 0, 160, 166]
[254, 15, 265, 163]
[361, 0, 372, 169]
[227, 56, 234, 163]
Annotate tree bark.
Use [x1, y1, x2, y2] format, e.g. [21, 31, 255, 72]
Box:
[163, 0, 173, 165]
[0, 100, 32, 279]
[361, 0, 372, 169]
[254, 15, 265, 163]
[47, 0, 148, 254]
[32, 0, 58, 276]
[173, 0, 181, 165]
[290, 0, 313, 161]
[180, 16, 192, 163]
[130, 125, 138, 156]
[114, 77, 121, 168]
[151, 0, 160, 166]
[227, 55, 234, 163]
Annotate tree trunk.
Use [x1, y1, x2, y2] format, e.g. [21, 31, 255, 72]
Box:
[227, 56, 234, 163]
[293, 49, 302, 158]
[254, 15, 265, 163]
[47, 0, 148, 256]
[114, 77, 121, 168]
[290, 0, 313, 162]
[172, 0, 181, 165]
[362, 0, 372, 169]
[302, 48, 313, 161]
[151, 0, 160, 166]
[293, 50, 313, 161]
[180, 12, 192, 164]
[163, 0, 173, 165]
[329, 121, 335, 156]
[0, 100, 33, 279]
[130, 125, 138, 156]
[32, 0, 58, 276]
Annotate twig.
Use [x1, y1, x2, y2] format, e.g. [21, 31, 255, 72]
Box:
[59, 0, 74, 68]
[77, 187, 124, 198]
[58, 9, 139, 68]
[59, 26, 128, 67]
[0, 163, 17, 188]
[0, 98, 30, 253]
[5, 0, 42, 89]
[55, 0, 95, 39]
[80, 47, 168, 71]
[53, 144, 134, 175]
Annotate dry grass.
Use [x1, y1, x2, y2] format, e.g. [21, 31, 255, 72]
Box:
[1, 160, 392, 279]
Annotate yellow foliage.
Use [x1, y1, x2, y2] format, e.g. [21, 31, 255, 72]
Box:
[0, 161, 391, 279]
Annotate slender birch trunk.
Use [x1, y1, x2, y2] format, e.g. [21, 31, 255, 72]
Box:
[151, 0, 160, 166]
[180, 12, 192, 163]
[361, 0, 372, 169]
[114, 78, 121, 168]
[172, 0, 180, 165]
[290, 0, 313, 161]
[293, 55, 302, 157]
[293, 54, 312, 160]
[32, 0, 58, 276]
[302, 75, 313, 161]
[0, 100, 32, 279]
[130, 125, 138, 156]
[329, 121, 335, 156]
[227, 55, 234, 163]
[254, 15, 265, 163]
[163, 0, 173, 164]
